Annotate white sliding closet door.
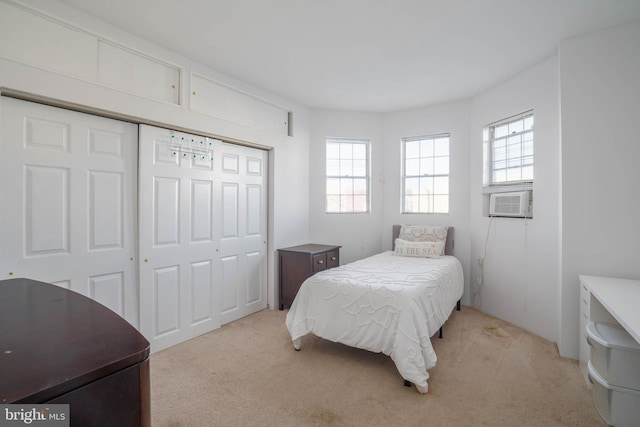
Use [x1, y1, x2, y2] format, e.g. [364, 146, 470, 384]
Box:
[139, 124, 220, 352]
[218, 142, 268, 325]
[0, 97, 139, 326]
[138, 125, 268, 351]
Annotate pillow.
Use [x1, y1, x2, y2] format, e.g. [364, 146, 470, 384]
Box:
[398, 225, 448, 244]
[394, 238, 445, 258]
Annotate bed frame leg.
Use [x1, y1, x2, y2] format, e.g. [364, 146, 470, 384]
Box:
[439, 327, 443, 339]
[404, 380, 412, 388]
[457, 299, 461, 311]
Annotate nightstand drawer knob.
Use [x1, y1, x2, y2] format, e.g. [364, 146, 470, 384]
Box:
[330, 257, 336, 261]
[318, 260, 324, 264]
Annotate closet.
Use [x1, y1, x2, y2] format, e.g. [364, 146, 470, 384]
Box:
[0, 97, 268, 352]
[138, 124, 268, 351]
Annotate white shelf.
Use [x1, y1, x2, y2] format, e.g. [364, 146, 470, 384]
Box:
[580, 275, 640, 344]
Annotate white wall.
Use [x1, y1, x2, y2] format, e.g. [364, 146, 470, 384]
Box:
[0, 0, 312, 310]
[308, 109, 384, 264]
[558, 21, 640, 358]
[382, 100, 472, 304]
[298, 22, 640, 357]
[468, 57, 560, 343]
[311, 58, 561, 345]
[309, 102, 471, 295]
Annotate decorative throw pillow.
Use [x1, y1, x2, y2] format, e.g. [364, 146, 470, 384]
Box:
[398, 225, 448, 244]
[394, 239, 445, 258]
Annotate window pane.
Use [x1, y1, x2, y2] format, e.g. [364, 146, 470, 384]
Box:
[326, 159, 340, 176]
[340, 159, 353, 176]
[353, 195, 367, 212]
[405, 140, 420, 158]
[405, 158, 420, 176]
[523, 144, 533, 158]
[353, 178, 367, 195]
[495, 123, 508, 138]
[434, 138, 449, 156]
[433, 195, 449, 213]
[326, 195, 340, 212]
[419, 195, 432, 212]
[507, 134, 521, 146]
[405, 177, 419, 195]
[420, 177, 433, 194]
[352, 159, 367, 177]
[420, 157, 433, 175]
[524, 115, 534, 130]
[339, 143, 352, 159]
[326, 178, 340, 194]
[507, 142, 521, 159]
[522, 165, 534, 181]
[326, 142, 340, 159]
[353, 143, 367, 160]
[340, 178, 352, 194]
[340, 195, 353, 212]
[434, 177, 448, 194]
[420, 139, 434, 156]
[506, 168, 521, 181]
[507, 158, 522, 168]
[434, 157, 449, 175]
[494, 146, 506, 161]
[404, 195, 419, 212]
[509, 119, 523, 134]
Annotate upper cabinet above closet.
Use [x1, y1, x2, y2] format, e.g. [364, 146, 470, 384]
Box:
[0, 1, 294, 136]
[97, 41, 180, 105]
[0, 1, 182, 105]
[191, 73, 291, 137]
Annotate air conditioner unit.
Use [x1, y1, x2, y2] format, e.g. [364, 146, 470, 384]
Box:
[489, 191, 531, 217]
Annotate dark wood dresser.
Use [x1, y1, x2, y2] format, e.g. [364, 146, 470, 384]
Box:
[278, 244, 341, 309]
[0, 278, 150, 427]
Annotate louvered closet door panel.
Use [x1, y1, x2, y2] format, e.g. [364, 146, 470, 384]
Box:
[0, 97, 139, 326]
[138, 124, 220, 352]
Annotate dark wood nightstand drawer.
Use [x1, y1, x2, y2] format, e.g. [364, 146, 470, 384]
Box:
[326, 250, 339, 268]
[312, 253, 327, 272]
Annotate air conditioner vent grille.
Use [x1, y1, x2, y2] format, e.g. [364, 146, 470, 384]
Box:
[489, 191, 531, 217]
[494, 196, 521, 214]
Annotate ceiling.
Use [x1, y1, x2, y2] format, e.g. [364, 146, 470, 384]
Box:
[57, 0, 640, 113]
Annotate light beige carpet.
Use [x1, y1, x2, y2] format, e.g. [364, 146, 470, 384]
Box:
[150, 307, 605, 426]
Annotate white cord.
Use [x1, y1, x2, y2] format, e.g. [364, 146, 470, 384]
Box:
[474, 215, 493, 310]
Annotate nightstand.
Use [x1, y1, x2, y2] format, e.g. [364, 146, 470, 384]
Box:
[278, 244, 341, 310]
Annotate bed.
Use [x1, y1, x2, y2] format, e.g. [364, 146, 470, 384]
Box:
[285, 225, 463, 393]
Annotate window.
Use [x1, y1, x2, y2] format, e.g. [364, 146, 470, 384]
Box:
[484, 111, 534, 190]
[325, 138, 369, 213]
[401, 134, 449, 214]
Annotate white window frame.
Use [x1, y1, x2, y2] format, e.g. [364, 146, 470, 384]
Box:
[401, 133, 450, 214]
[483, 110, 534, 194]
[325, 138, 370, 214]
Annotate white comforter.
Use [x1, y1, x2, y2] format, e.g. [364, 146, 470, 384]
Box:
[285, 251, 464, 393]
